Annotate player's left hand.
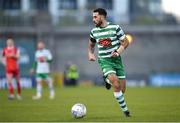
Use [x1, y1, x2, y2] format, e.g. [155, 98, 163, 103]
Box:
[88, 53, 96, 61]
[29, 68, 35, 75]
[1, 59, 6, 66]
[111, 50, 120, 57]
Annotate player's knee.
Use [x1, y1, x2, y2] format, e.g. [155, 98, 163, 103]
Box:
[36, 78, 42, 83]
[108, 74, 120, 90]
[47, 77, 52, 83]
[113, 83, 120, 92]
[108, 74, 118, 83]
[108, 77, 119, 90]
[36, 80, 42, 85]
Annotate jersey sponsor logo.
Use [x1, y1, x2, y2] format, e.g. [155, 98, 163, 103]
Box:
[98, 38, 112, 47]
[38, 56, 46, 62]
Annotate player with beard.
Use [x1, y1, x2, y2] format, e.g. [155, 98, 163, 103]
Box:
[88, 8, 131, 117]
[30, 41, 55, 100]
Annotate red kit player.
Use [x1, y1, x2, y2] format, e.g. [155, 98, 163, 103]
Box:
[2, 39, 22, 100]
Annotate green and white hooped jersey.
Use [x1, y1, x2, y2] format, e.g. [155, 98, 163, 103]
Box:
[90, 22, 126, 58]
[35, 49, 52, 74]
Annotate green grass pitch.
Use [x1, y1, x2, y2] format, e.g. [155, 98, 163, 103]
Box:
[0, 86, 180, 122]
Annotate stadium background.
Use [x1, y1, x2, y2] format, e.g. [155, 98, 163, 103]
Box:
[1, 0, 180, 87]
[0, 0, 180, 122]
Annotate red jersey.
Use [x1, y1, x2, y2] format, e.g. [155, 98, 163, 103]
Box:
[2, 46, 19, 71]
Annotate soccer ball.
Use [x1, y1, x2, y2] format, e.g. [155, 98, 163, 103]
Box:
[71, 103, 87, 118]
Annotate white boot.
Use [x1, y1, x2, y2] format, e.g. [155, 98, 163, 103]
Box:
[32, 93, 41, 100]
[17, 94, 22, 100]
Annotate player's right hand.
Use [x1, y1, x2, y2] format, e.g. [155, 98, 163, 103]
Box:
[1, 58, 6, 66]
[29, 68, 35, 75]
[111, 50, 120, 57]
[88, 53, 96, 61]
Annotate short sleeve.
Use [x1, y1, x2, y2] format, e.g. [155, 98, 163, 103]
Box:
[89, 30, 96, 43]
[116, 25, 126, 40]
[46, 50, 53, 60]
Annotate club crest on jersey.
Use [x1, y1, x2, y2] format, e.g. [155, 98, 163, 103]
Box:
[99, 38, 112, 47]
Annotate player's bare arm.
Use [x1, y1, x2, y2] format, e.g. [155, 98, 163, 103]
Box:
[30, 61, 37, 75]
[14, 50, 20, 59]
[2, 56, 6, 66]
[88, 40, 96, 61]
[112, 36, 129, 57]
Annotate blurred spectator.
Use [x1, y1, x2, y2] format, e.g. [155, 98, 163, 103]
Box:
[64, 62, 79, 86]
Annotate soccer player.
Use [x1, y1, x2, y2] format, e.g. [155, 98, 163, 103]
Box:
[30, 41, 55, 100]
[2, 38, 22, 100]
[88, 8, 131, 117]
